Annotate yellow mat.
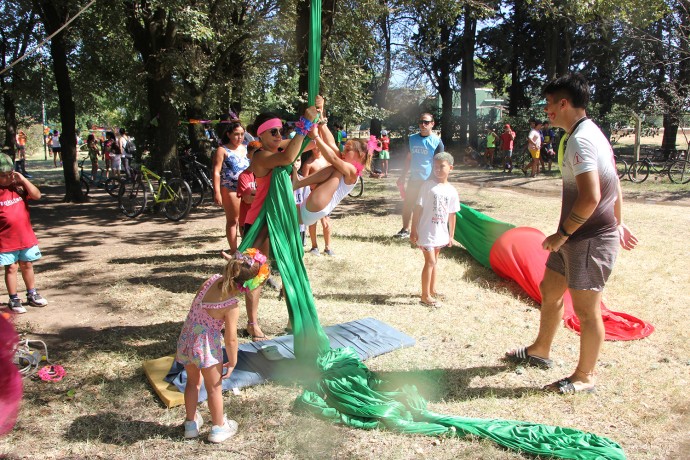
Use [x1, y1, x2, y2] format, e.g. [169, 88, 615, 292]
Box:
[143, 355, 185, 408]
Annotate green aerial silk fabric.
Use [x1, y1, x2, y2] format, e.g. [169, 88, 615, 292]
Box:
[454, 204, 515, 268]
[238, 2, 626, 457]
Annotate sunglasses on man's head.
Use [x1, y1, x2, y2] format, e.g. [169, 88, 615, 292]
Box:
[419, 120, 433, 125]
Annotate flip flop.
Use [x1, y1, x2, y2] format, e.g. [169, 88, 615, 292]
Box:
[504, 347, 553, 369]
[251, 334, 268, 342]
[431, 292, 446, 300]
[419, 299, 438, 307]
[543, 377, 596, 395]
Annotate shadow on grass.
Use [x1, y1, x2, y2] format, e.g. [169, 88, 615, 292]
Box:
[65, 412, 179, 445]
[375, 366, 536, 403]
[24, 321, 183, 360]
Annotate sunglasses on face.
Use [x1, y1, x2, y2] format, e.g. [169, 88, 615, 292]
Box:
[419, 120, 433, 125]
[269, 128, 281, 137]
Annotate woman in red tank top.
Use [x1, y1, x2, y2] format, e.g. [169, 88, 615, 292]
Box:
[241, 106, 318, 341]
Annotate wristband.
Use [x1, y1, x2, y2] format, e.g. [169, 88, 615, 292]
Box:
[294, 116, 314, 136]
[558, 224, 571, 238]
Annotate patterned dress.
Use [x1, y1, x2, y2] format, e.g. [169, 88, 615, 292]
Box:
[220, 145, 249, 192]
[176, 274, 239, 369]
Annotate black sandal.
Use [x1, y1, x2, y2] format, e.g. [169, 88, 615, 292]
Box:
[504, 347, 553, 369]
[543, 377, 596, 394]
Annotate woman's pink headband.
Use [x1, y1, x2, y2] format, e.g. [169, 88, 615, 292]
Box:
[257, 118, 283, 136]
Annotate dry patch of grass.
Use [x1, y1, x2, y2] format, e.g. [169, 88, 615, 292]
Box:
[2, 170, 689, 459]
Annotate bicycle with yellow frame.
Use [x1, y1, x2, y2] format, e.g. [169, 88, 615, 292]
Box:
[118, 164, 193, 221]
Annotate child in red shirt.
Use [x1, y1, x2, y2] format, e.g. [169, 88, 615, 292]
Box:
[0, 154, 48, 314]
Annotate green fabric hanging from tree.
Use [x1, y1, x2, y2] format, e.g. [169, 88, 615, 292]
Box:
[238, 1, 626, 457]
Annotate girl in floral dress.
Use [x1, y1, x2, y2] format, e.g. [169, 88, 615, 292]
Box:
[176, 249, 269, 443]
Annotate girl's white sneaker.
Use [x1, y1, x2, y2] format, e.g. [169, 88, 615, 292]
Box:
[207, 417, 238, 443]
[183, 412, 203, 439]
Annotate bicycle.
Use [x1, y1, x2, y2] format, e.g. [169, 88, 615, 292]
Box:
[78, 157, 121, 197]
[118, 164, 193, 221]
[628, 149, 690, 184]
[180, 149, 213, 207]
[614, 155, 628, 180]
[348, 175, 364, 197]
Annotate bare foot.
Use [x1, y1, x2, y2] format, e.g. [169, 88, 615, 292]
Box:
[247, 322, 268, 342]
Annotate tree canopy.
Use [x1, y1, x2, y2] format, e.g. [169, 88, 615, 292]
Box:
[1, 0, 685, 200]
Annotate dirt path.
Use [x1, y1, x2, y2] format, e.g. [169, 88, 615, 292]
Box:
[7, 164, 689, 341]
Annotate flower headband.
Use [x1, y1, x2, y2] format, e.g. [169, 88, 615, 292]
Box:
[227, 248, 270, 293]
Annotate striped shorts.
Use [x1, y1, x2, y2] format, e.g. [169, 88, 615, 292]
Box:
[546, 230, 619, 291]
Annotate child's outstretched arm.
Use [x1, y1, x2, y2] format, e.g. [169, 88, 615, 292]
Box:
[222, 306, 240, 379]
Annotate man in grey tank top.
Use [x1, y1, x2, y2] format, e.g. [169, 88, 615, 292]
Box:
[505, 73, 639, 394]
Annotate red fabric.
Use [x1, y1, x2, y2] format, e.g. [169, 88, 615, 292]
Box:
[0, 186, 38, 252]
[0, 314, 22, 436]
[244, 172, 272, 225]
[488, 226, 654, 341]
[236, 170, 256, 227]
[381, 137, 390, 150]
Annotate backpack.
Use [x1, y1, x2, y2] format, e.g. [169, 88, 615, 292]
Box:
[124, 139, 136, 158]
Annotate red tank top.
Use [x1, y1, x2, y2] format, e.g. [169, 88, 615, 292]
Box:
[244, 171, 272, 225]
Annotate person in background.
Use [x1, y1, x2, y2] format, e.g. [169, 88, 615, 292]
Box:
[485, 126, 498, 169]
[379, 130, 391, 177]
[51, 130, 62, 168]
[541, 120, 556, 172]
[14, 130, 29, 177]
[394, 113, 444, 239]
[523, 119, 542, 177]
[213, 120, 250, 254]
[499, 124, 516, 173]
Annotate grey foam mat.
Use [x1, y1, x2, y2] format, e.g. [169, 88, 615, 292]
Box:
[165, 317, 415, 402]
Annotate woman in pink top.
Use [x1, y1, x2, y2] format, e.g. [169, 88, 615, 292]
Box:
[240, 106, 318, 341]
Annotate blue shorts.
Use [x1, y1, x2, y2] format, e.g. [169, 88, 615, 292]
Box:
[0, 245, 42, 266]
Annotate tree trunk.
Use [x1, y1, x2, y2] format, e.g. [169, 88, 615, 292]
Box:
[35, 0, 84, 202]
[544, 22, 557, 81]
[186, 89, 208, 155]
[661, 113, 678, 157]
[146, 68, 179, 172]
[557, 20, 572, 76]
[462, 9, 478, 148]
[438, 24, 454, 148]
[125, 4, 179, 173]
[2, 92, 18, 161]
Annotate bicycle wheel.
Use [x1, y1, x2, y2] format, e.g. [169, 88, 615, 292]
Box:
[614, 158, 628, 180]
[668, 160, 690, 184]
[187, 176, 206, 208]
[628, 161, 649, 183]
[162, 178, 193, 221]
[118, 180, 148, 218]
[348, 176, 364, 198]
[80, 177, 90, 197]
[104, 177, 122, 197]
